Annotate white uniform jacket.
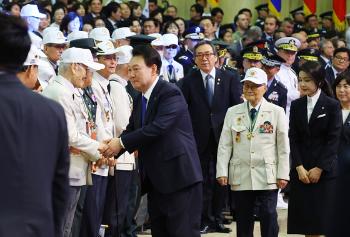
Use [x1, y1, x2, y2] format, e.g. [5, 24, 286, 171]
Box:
[38, 57, 57, 89]
[160, 59, 184, 82]
[216, 98, 290, 191]
[43, 75, 102, 186]
[275, 64, 300, 118]
[109, 75, 136, 171]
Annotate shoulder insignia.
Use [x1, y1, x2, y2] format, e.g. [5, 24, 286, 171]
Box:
[178, 56, 189, 60]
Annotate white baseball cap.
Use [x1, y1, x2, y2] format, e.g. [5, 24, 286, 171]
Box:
[162, 33, 178, 46]
[42, 26, 59, 38]
[24, 45, 47, 66]
[241, 67, 267, 85]
[67, 31, 89, 42]
[43, 30, 67, 45]
[89, 27, 111, 42]
[112, 27, 136, 40]
[96, 41, 118, 56]
[20, 4, 46, 18]
[61, 48, 105, 70]
[116, 45, 133, 64]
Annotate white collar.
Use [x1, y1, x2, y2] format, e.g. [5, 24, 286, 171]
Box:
[162, 58, 175, 66]
[200, 68, 216, 83]
[94, 72, 110, 91]
[109, 73, 128, 87]
[307, 89, 321, 107]
[143, 76, 160, 101]
[57, 75, 78, 96]
[331, 66, 340, 77]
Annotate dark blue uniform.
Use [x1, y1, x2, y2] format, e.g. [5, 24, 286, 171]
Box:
[177, 49, 195, 76]
[264, 78, 288, 111]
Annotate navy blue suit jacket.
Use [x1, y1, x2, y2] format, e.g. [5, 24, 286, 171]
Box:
[180, 68, 242, 154]
[120, 79, 202, 194]
[289, 92, 342, 179]
[0, 73, 69, 237]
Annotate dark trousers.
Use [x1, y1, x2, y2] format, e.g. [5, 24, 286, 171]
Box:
[148, 182, 202, 237]
[121, 170, 141, 237]
[103, 170, 134, 237]
[235, 190, 279, 237]
[80, 175, 108, 237]
[200, 133, 226, 226]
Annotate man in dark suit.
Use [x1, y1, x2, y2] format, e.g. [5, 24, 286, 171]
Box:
[180, 41, 242, 233]
[101, 45, 203, 237]
[325, 47, 350, 86]
[0, 13, 69, 237]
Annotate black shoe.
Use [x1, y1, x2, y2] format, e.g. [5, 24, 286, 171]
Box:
[200, 225, 211, 234]
[213, 223, 231, 233]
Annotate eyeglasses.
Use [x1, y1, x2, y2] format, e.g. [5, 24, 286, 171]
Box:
[334, 55, 349, 63]
[165, 45, 177, 49]
[102, 54, 116, 61]
[195, 52, 215, 59]
[243, 83, 263, 90]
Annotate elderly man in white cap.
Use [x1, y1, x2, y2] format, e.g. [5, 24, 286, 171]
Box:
[38, 30, 68, 89]
[111, 27, 135, 47]
[78, 40, 118, 237]
[17, 44, 46, 91]
[216, 67, 290, 237]
[42, 47, 108, 237]
[160, 33, 184, 83]
[20, 4, 46, 49]
[275, 36, 301, 118]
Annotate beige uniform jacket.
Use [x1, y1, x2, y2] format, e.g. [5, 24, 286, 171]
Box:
[216, 98, 290, 191]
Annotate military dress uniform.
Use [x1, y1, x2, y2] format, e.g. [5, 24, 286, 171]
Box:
[274, 37, 301, 117]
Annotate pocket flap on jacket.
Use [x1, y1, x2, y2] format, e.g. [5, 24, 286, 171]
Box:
[231, 126, 246, 132]
[163, 146, 186, 160]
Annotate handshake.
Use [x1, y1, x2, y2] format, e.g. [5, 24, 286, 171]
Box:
[98, 137, 123, 158]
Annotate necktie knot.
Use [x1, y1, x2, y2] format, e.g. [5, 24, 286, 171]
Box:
[250, 108, 257, 121]
[107, 83, 111, 94]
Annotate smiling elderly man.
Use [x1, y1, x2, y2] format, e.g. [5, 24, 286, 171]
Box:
[216, 67, 290, 237]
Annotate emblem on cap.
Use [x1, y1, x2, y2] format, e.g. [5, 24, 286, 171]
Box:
[289, 39, 296, 46]
[253, 46, 258, 53]
[195, 27, 200, 33]
[249, 70, 257, 76]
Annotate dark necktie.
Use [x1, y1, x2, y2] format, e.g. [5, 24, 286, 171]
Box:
[107, 83, 111, 94]
[250, 108, 257, 121]
[141, 96, 147, 125]
[205, 74, 214, 106]
[168, 64, 176, 83]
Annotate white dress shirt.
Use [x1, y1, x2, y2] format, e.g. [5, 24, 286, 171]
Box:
[307, 89, 321, 122]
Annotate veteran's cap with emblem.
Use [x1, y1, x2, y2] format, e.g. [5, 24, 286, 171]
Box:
[297, 48, 320, 62]
[42, 30, 67, 45]
[96, 40, 118, 55]
[184, 26, 205, 40]
[261, 52, 286, 67]
[242, 67, 268, 85]
[275, 37, 301, 52]
[241, 45, 263, 61]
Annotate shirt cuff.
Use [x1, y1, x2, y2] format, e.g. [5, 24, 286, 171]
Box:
[119, 137, 125, 149]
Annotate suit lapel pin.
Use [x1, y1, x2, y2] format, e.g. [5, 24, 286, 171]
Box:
[217, 78, 221, 85]
[322, 107, 324, 110]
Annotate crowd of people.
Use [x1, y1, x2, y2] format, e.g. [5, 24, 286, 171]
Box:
[1, 0, 350, 237]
